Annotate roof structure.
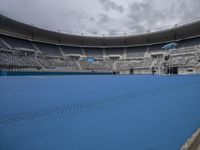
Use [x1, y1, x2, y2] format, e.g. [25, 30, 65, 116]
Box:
[0, 15, 200, 47]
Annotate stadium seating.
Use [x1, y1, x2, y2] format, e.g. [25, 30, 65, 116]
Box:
[35, 42, 61, 56]
[1, 33, 200, 73]
[0, 52, 38, 68]
[61, 46, 82, 55]
[127, 47, 146, 58]
[0, 38, 8, 49]
[80, 60, 112, 71]
[105, 48, 124, 55]
[84, 48, 103, 57]
[1, 34, 35, 51]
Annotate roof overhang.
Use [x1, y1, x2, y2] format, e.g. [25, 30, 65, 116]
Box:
[0, 15, 200, 47]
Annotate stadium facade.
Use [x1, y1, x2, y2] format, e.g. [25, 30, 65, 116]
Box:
[0, 15, 200, 75]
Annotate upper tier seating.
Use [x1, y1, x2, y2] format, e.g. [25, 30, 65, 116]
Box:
[105, 48, 124, 55]
[127, 47, 146, 58]
[0, 38, 8, 49]
[1, 33, 200, 73]
[84, 48, 103, 57]
[35, 42, 61, 56]
[61, 46, 82, 55]
[0, 53, 38, 68]
[0, 35, 35, 51]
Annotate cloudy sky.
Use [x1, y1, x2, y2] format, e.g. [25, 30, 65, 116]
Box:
[0, 0, 200, 35]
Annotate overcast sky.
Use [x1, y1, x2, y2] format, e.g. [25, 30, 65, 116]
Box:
[0, 0, 200, 35]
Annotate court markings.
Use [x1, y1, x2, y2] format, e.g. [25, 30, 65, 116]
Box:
[0, 98, 122, 129]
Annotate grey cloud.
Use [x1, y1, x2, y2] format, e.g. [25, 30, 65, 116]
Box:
[126, 0, 200, 33]
[178, 0, 200, 21]
[108, 29, 121, 35]
[127, 0, 165, 32]
[98, 0, 124, 13]
[0, 0, 200, 35]
[97, 14, 110, 24]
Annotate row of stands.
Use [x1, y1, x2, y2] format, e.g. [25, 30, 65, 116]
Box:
[1, 34, 200, 57]
[127, 47, 146, 58]
[37, 58, 79, 69]
[0, 52, 80, 71]
[105, 48, 124, 55]
[172, 45, 200, 54]
[35, 43, 61, 56]
[8, 67, 40, 72]
[166, 55, 199, 67]
[61, 46, 82, 55]
[84, 48, 103, 58]
[0, 38, 9, 49]
[0, 33, 200, 73]
[1, 34, 35, 51]
[177, 37, 200, 48]
[80, 60, 112, 71]
[0, 52, 39, 68]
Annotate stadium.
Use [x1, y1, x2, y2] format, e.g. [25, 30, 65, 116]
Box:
[0, 15, 200, 75]
[0, 1, 200, 150]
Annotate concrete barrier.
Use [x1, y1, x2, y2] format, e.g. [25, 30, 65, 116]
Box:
[181, 128, 200, 150]
[0, 71, 113, 76]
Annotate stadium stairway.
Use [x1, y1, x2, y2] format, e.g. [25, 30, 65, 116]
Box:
[32, 43, 42, 53]
[1, 38, 12, 49]
[113, 61, 117, 71]
[77, 61, 83, 70]
[58, 46, 65, 57]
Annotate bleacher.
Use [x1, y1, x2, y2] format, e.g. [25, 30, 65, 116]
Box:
[0, 52, 39, 68]
[105, 48, 124, 56]
[80, 60, 112, 71]
[35, 42, 61, 56]
[127, 47, 146, 58]
[0, 33, 200, 73]
[173, 46, 199, 54]
[84, 48, 103, 58]
[1, 35, 35, 51]
[0, 38, 8, 49]
[61, 46, 82, 55]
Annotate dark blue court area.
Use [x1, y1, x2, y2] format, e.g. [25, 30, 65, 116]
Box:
[0, 75, 200, 150]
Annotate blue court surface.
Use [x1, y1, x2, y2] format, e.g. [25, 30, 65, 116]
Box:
[0, 75, 200, 150]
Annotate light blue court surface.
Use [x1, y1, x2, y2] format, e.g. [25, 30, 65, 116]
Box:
[0, 75, 200, 150]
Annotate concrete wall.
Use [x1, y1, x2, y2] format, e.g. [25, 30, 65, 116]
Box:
[181, 128, 200, 150]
